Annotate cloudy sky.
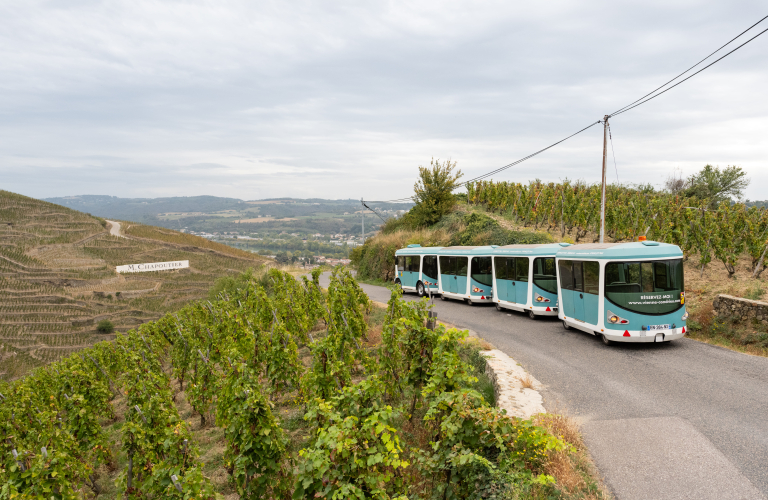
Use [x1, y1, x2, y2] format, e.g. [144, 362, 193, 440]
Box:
[1, 1, 766, 202]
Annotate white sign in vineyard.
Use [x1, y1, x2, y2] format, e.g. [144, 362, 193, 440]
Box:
[116, 260, 189, 273]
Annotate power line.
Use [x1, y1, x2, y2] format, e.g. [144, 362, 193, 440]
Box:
[608, 122, 619, 183]
[611, 15, 768, 116]
[456, 120, 601, 187]
[612, 24, 768, 117]
[366, 14, 768, 202]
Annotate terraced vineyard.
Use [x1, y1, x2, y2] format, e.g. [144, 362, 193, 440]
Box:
[0, 190, 267, 379]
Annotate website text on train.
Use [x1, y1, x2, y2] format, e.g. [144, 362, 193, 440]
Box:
[556, 240, 687, 345]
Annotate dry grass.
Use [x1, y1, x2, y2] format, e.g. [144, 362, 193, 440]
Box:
[535, 413, 613, 500]
[460, 335, 494, 351]
[517, 373, 535, 390]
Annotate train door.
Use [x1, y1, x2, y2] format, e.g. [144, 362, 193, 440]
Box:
[572, 262, 585, 321]
[396, 256, 405, 282]
[558, 260, 575, 317]
[494, 257, 509, 301]
[440, 256, 456, 293]
[456, 257, 468, 295]
[583, 261, 600, 324]
[404, 256, 418, 287]
[515, 257, 530, 304]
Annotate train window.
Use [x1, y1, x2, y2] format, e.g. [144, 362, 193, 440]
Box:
[558, 260, 574, 290]
[516, 257, 529, 282]
[494, 257, 510, 280]
[423, 256, 438, 281]
[604, 259, 684, 314]
[573, 261, 584, 292]
[397, 256, 405, 272]
[471, 257, 493, 286]
[533, 257, 557, 294]
[439, 256, 454, 275]
[457, 257, 469, 277]
[584, 262, 600, 295]
[404, 256, 416, 272]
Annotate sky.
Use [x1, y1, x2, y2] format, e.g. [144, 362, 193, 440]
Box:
[1, 1, 766, 202]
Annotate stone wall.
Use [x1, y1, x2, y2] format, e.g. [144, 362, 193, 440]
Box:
[713, 294, 768, 324]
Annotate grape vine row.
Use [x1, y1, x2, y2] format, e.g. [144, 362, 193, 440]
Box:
[466, 180, 768, 277]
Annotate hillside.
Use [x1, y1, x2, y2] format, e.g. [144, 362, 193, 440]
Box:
[0, 190, 268, 379]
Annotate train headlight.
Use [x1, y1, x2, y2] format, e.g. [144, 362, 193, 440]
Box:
[607, 310, 629, 324]
[534, 293, 550, 303]
[473, 287, 484, 293]
[681, 310, 689, 320]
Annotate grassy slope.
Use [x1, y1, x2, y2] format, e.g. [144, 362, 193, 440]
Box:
[0, 190, 268, 379]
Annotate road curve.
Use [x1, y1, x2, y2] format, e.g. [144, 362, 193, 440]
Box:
[323, 274, 768, 500]
[106, 220, 124, 238]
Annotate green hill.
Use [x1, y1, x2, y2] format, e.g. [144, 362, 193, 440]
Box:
[0, 190, 267, 379]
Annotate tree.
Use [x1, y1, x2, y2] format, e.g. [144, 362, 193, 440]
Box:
[411, 158, 463, 227]
[97, 319, 115, 334]
[664, 168, 686, 194]
[684, 165, 750, 207]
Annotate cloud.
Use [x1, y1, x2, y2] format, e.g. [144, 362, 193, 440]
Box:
[0, 0, 766, 200]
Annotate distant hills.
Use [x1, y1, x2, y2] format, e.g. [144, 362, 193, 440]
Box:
[44, 195, 413, 237]
[44, 194, 247, 220]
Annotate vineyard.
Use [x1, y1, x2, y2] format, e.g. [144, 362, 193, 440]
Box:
[0, 267, 600, 499]
[0, 190, 268, 379]
[466, 180, 768, 278]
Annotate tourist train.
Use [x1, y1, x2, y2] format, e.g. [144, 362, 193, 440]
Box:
[394, 240, 688, 344]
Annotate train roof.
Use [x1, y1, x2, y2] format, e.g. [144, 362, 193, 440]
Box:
[394, 245, 443, 256]
[555, 241, 683, 260]
[437, 245, 498, 255]
[492, 243, 570, 256]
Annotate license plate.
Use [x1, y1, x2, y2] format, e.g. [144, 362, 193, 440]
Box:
[648, 324, 670, 331]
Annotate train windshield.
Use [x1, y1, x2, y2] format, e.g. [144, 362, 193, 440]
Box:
[604, 259, 684, 315]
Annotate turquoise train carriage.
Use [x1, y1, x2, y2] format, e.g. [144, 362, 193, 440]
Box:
[492, 243, 571, 319]
[437, 246, 496, 305]
[394, 244, 443, 297]
[555, 241, 687, 344]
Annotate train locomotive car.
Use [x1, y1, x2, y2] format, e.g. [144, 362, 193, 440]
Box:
[556, 241, 687, 344]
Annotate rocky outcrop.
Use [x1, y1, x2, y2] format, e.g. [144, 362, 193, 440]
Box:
[713, 294, 768, 324]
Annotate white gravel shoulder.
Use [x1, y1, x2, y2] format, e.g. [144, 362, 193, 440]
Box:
[482, 348, 546, 419]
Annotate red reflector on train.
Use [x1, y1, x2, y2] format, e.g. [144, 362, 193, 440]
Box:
[546, 307, 551, 311]
[623, 331, 630, 337]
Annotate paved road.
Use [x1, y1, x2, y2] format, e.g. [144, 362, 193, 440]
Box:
[322, 274, 768, 500]
[106, 220, 124, 238]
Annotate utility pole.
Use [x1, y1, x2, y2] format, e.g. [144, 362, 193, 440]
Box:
[361, 198, 365, 243]
[599, 115, 609, 244]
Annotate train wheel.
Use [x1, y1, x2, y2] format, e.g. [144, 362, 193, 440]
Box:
[466, 298, 474, 306]
[440, 294, 447, 301]
[562, 320, 571, 330]
[528, 310, 536, 320]
[416, 282, 425, 297]
[601, 333, 612, 346]
[496, 303, 503, 312]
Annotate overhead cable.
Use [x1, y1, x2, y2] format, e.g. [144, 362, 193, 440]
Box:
[611, 15, 768, 116]
[611, 24, 768, 116]
[367, 14, 768, 202]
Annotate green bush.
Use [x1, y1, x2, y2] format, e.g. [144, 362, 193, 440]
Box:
[96, 319, 114, 334]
